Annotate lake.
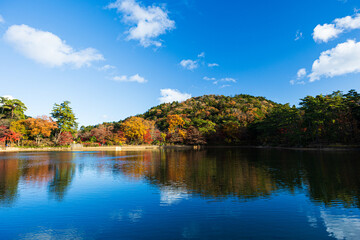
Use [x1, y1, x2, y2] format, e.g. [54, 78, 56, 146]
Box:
[1, 148, 360, 239]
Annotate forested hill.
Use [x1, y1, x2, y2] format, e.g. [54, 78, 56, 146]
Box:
[135, 94, 278, 145]
[139, 94, 278, 132]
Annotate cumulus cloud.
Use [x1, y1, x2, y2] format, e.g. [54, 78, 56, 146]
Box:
[290, 68, 307, 85]
[309, 39, 360, 82]
[113, 74, 147, 83]
[0, 15, 4, 24]
[313, 13, 360, 43]
[313, 24, 343, 43]
[335, 13, 360, 29]
[107, 0, 175, 47]
[180, 59, 198, 70]
[4, 24, 104, 68]
[208, 63, 219, 67]
[159, 89, 191, 103]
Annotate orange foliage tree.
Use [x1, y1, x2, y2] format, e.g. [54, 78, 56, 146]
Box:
[23, 116, 57, 144]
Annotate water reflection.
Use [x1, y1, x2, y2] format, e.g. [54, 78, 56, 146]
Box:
[0, 149, 360, 208]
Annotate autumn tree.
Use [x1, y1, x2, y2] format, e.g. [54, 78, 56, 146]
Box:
[0, 126, 21, 146]
[185, 126, 206, 145]
[121, 117, 147, 144]
[112, 130, 126, 145]
[167, 115, 185, 133]
[143, 130, 153, 144]
[58, 132, 74, 146]
[24, 116, 57, 144]
[90, 124, 113, 144]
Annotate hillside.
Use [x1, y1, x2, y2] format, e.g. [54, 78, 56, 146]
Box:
[137, 94, 278, 144]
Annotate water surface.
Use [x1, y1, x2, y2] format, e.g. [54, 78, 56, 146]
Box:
[1, 148, 360, 239]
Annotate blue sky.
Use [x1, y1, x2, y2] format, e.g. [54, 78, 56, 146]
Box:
[1, 0, 360, 126]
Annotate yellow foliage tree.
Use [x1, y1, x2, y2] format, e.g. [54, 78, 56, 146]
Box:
[10, 120, 28, 139]
[121, 117, 147, 144]
[167, 115, 185, 133]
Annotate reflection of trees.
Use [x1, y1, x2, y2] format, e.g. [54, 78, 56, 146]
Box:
[0, 156, 21, 205]
[0, 152, 76, 205]
[48, 153, 76, 201]
[1, 149, 360, 208]
[117, 149, 360, 207]
[244, 149, 360, 208]
[118, 150, 278, 200]
[302, 152, 360, 208]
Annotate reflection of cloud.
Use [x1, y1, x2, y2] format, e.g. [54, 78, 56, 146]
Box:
[160, 186, 189, 205]
[110, 208, 143, 223]
[321, 208, 360, 240]
[307, 215, 318, 228]
[128, 209, 143, 223]
[19, 227, 84, 240]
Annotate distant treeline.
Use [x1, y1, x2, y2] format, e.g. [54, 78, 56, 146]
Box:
[1, 90, 360, 147]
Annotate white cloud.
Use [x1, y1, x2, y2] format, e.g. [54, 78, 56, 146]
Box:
[220, 84, 230, 88]
[295, 30, 303, 41]
[290, 79, 305, 85]
[180, 59, 198, 70]
[313, 13, 360, 43]
[297, 68, 307, 78]
[208, 63, 219, 67]
[159, 89, 191, 103]
[335, 13, 360, 29]
[0, 15, 4, 24]
[98, 64, 116, 71]
[205, 77, 236, 85]
[309, 39, 360, 82]
[1, 95, 14, 100]
[197, 52, 205, 58]
[313, 24, 343, 43]
[107, 0, 175, 47]
[214, 77, 236, 85]
[4, 24, 104, 68]
[203, 76, 216, 81]
[220, 77, 236, 83]
[113, 73, 147, 83]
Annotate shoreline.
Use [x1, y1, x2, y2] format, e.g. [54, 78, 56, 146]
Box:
[0, 145, 196, 152]
[1, 145, 360, 152]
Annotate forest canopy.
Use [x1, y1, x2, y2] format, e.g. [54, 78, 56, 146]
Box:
[1, 90, 360, 147]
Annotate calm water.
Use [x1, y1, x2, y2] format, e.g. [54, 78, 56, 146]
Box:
[1, 149, 360, 239]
